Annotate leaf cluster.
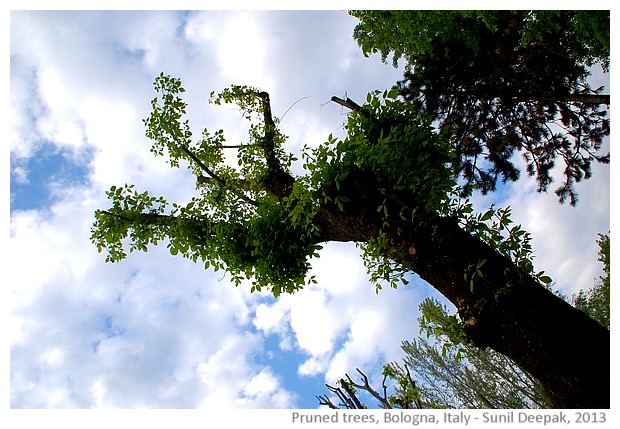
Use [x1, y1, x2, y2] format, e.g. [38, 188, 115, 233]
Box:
[418, 297, 468, 360]
[91, 184, 170, 262]
[381, 363, 423, 409]
[573, 233, 610, 328]
[447, 199, 552, 288]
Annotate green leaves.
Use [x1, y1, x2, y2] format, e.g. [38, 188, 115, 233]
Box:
[90, 184, 170, 263]
[313, 90, 455, 292]
[144, 73, 192, 169]
[359, 231, 410, 293]
[418, 297, 467, 359]
[95, 74, 327, 297]
[465, 259, 487, 293]
[452, 199, 553, 288]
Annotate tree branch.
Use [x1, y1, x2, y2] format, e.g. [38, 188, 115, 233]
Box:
[181, 144, 259, 207]
[179, 144, 226, 187]
[563, 93, 610, 105]
[404, 365, 423, 409]
[257, 91, 280, 172]
[316, 394, 339, 409]
[196, 174, 254, 191]
[341, 376, 367, 409]
[101, 210, 176, 226]
[331, 96, 370, 118]
[322, 383, 360, 409]
[346, 368, 392, 409]
[254, 91, 295, 199]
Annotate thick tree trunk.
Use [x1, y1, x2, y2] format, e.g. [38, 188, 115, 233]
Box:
[317, 209, 610, 408]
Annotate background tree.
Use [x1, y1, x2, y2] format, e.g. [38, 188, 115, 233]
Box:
[394, 298, 552, 409]
[351, 10, 610, 204]
[573, 233, 610, 329]
[91, 74, 609, 408]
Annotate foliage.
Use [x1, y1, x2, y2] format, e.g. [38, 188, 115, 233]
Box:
[92, 80, 458, 296]
[448, 201, 553, 288]
[573, 233, 610, 329]
[350, 10, 610, 205]
[92, 74, 321, 296]
[304, 89, 456, 291]
[307, 89, 456, 216]
[417, 297, 467, 359]
[393, 337, 552, 409]
[351, 10, 609, 72]
[381, 363, 424, 409]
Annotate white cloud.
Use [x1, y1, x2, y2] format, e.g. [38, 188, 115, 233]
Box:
[251, 241, 429, 386]
[196, 333, 295, 408]
[253, 302, 286, 335]
[9, 185, 294, 408]
[289, 290, 336, 354]
[215, 13, 272, 88]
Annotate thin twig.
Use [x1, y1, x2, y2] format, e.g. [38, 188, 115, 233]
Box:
[180, 144, 259, 207]
[280, 96, 308, 123]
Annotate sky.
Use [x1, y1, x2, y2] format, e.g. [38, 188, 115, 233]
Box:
[6, 7, 612, 413]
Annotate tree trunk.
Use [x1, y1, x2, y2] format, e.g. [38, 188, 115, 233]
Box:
[317, 208, 610, 408]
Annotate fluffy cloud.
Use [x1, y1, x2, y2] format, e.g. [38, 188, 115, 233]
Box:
[252, 242, 434, 387]
[10, 185, 296, 408]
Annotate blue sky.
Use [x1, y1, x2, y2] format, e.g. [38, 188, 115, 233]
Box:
[7, 7, 612, 414]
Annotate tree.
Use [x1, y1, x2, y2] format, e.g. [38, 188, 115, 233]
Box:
[573, 233, 610, 329]
[400, 297, 553, 409]
[351, 10, 610, 205]
[91, 74, 609, 408]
